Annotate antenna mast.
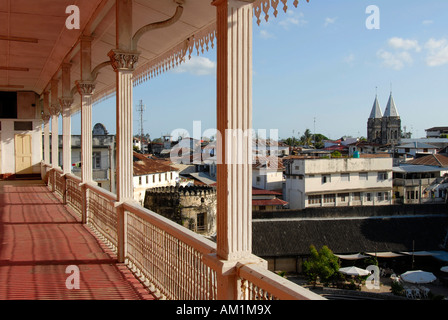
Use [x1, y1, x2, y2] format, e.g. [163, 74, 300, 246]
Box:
[136, 100, 146, 140]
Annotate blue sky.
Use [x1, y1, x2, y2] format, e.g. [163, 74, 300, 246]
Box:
[70, 0, 448, 142]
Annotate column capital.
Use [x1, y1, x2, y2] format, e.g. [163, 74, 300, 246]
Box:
[108, 49, 140, 72]
[41, 113, 51, 122]
[48, 104, 61, 116]
[75, 80, 96, 96]
[59, 98, 74, 110]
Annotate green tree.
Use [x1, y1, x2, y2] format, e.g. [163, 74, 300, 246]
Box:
[331, 151, 342, 158]
[300, 129, 313, 146]
[303, 245, 339, 287]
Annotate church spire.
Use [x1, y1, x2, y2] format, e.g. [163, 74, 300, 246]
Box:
[384, 91, 399, 117]
[369, 94, 383, 119]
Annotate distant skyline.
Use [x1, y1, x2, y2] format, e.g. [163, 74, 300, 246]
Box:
[68, 0, 448, 142]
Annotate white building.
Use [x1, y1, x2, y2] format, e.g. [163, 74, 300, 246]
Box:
[284, 156, 393, 210]
[396, 141, 439, 158]
[252, 157, 284, 191]
[133, 152, 181, 205]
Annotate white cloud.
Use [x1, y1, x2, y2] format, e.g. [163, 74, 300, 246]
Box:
[278, 11, 307, 29]
[425, 38, 448, 67]
[343, 53, 355, 65]
[324, 17, 337, 27]
[388, 37, 421, 52]
[377, 50, 413, 70]
[422, 20, 433, 25]
[173, 56, 215, 76]
[259, 29, 274, 39]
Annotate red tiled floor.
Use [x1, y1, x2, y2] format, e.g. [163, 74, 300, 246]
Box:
[0, 181, 156, 300]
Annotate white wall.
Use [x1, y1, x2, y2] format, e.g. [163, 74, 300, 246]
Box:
[133, 170, 180, 204]
[285, 158, 393, 209]
[0, 119, 42, 175]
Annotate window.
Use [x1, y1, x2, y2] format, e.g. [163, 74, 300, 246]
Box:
[152, 175, 155, 183]
[159, 174, 161, 182]
[197, 212, 206, 232]
[294, 166, 300, 171]
[322, 175, 331, 184]
[341, 173, 350, 182]
[308, 195, 321, 205]
[324, 194, 336, 203]
[353, 192, 361, 201]
[384, 192, 389, 201]
[378, 172, 388, 180]
[92, 152, 101, 169]
[14, 121, 32, 131]
[359, 172, 368, 181]
[146, 176, 149, 184]
[366, 193, 371, 201]
[378, 192, 384, 201]
[138, 177, 142, 185]
[339, 193, 349, 202]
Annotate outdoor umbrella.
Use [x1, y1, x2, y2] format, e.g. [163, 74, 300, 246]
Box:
[339, 266, 370, 276]
[400, 270, 436, 284]
[441, 266, 448, 273]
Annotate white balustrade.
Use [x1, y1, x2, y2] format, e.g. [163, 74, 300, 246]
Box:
[43, 164, 322, 300]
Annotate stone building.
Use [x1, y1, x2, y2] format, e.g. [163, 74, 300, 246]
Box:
[144, 185, 217, 237]
[367, 92, 401, 145]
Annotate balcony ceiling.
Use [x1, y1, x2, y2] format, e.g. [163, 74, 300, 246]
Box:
[0, 0, 216, 113]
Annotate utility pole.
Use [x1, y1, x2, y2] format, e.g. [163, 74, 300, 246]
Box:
[136, 100, 146, 152]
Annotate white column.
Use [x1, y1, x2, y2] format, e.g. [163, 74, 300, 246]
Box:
[214, 0, 253, 261]
[108, 0, 139, 203]
[42, 91, 50, 164]
[108, 57, 136, 202]
[77, 37, 95, 184]
[49, 79, 60, 168]
[60, 63, 73, 175]
[76, 82, 95, 183]
[109, 0, 139, 264]
[205, 0, 270, 301]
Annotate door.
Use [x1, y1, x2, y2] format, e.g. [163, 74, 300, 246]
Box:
[15, 134, 33, 174]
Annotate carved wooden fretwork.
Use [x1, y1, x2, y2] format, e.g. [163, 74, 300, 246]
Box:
[253, 0, 309, 26]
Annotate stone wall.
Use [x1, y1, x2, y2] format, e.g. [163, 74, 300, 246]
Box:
[144, 185, 217, 236]
[253, 203, 447, 219]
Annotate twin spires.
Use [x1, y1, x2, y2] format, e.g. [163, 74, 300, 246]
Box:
[369, 92, 399, 119]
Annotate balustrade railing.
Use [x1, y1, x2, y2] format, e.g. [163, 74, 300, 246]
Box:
[65, 173, 83, 217]
[123, 201, 217, 300]
[238, 263, 325, 300]
[85, 182, 118, 252]
[43, 164, 323, 301]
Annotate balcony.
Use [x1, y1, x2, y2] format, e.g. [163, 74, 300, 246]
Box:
[24, 164, 321, 300]
[1, 0, 324, 301]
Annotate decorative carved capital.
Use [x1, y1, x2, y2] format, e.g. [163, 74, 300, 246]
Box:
[108, 49, 140, 72]
[48, 104, 61, 116]
[59, 98, 74, 110]
[76, 80, 96, 96]
[42, 114, 51, 122]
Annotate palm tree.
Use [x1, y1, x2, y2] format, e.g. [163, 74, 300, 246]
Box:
[300, 129, 313, 146]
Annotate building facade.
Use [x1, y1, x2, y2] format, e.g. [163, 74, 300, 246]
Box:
[284, 156, 393, 210]
[367, 93, 401, 145]
[144, 185, 217, 237]
[133, 152, 181, 205]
